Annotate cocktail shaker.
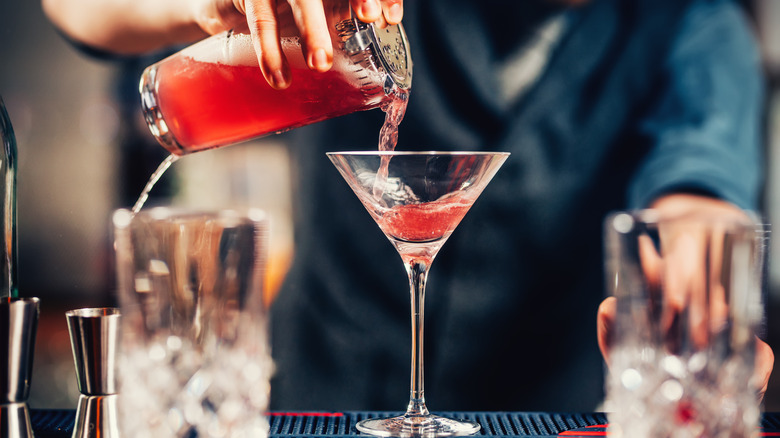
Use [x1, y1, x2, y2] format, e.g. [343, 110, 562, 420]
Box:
[139, 9, 412, 155]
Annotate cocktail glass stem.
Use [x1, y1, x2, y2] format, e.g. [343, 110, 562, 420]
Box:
[406, 258, 431, 418]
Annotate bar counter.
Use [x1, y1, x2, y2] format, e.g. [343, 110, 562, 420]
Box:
[27, 410, 780, 437]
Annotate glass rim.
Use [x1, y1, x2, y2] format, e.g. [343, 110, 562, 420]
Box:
[112, 207, 268, 229]
[326, 150, 511, 157]
[65, 307, 120, 318]
[608, 208, 764, 234]
[1, 297, 39, 305]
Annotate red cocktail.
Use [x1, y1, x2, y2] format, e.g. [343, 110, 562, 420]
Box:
[379, 197, 473, 243]
[140, 17, 412, 156]
[148, 51, 385, 155]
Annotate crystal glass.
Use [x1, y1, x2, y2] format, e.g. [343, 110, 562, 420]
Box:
[604, 210, 767, 438]
[112, 208, 272, 438]
[327, 151, 509, 437]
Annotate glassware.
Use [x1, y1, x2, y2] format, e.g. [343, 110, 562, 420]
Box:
[140, 9, 412, 156]
[603, 210, 767, 438]
[327, 151, 509, 437]
[0, 96, 18, 298]
[112, 208, 272, 438]
[0, 297, 39, 438]
[66, 307, 121, 438]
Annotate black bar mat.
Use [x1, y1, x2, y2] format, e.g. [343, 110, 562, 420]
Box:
[28, 410, 780, 437]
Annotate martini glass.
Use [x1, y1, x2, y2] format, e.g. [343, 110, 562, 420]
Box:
[327, 151, 509, 437]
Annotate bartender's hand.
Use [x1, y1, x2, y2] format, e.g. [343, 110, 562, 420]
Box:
[43, 0, 402, 89]
[193, 0, 404, 89]
[596, 193, 774, 400]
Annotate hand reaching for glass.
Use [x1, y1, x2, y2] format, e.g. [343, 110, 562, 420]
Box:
[597, 193, 774, 399]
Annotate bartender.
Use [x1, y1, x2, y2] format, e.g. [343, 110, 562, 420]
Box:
[43, 0, 773, 411]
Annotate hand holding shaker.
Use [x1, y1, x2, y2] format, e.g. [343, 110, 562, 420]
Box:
[140, 6, 412, 155]
[604, 210, 767, 438]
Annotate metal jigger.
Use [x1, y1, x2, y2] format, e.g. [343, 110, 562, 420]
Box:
[0, 297, 39, 438]
[66, 307, 120, 438]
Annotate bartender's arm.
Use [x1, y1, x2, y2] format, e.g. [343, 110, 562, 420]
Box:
[596, 0, 773, 399]
[41, 0, 403, 89]
[597, 193, 775, 399]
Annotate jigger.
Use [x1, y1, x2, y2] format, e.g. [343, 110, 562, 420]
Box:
[0, 297, 39, 438]
[66, 307, 120, 438]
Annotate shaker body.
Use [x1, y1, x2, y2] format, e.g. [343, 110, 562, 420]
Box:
[140, 12, 411, 155]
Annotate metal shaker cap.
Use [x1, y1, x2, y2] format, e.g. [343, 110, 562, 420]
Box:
[344, 15, 412, 91]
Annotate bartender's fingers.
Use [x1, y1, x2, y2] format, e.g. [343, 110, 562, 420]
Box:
[705, 228, 730, 341]
[351, 0, 382, 22]
[638, 234, 662, 291]
[660, 229, 710, 349]
[244, 0, 292, 89]
[289, 0, 333, 71]
[193, 0, 249, 35]
[756, 337, 774, 401]
[381, 0, 403, 24]
[597, 296, 616, 366]
[351, 0, 403, 27]
[639, 226, 725, 351]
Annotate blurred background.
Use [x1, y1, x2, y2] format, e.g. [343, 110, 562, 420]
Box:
[1, 0, 780, 411]
[0, 0, 295, 408]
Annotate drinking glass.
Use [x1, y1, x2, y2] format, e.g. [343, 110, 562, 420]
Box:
[112, 207, 272, 438]
[66, 307, 121, 438]
[328, 151, 509, 437]
[0, 297, 38, 438]
[603, 210, 767, 438]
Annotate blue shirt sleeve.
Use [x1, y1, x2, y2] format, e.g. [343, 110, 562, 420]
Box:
[627, 0, 764, 211]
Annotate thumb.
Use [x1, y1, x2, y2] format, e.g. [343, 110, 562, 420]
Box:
[597, 297, 617, 366]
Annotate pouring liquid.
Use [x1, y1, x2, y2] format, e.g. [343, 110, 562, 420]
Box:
[372, 88, 409, 202]
[133, 14, 411, 212]
[131, 154, 179, 213]
[132, 86, 409, 213]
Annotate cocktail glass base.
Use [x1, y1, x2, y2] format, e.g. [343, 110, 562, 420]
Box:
[356, 414, 480, 437]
